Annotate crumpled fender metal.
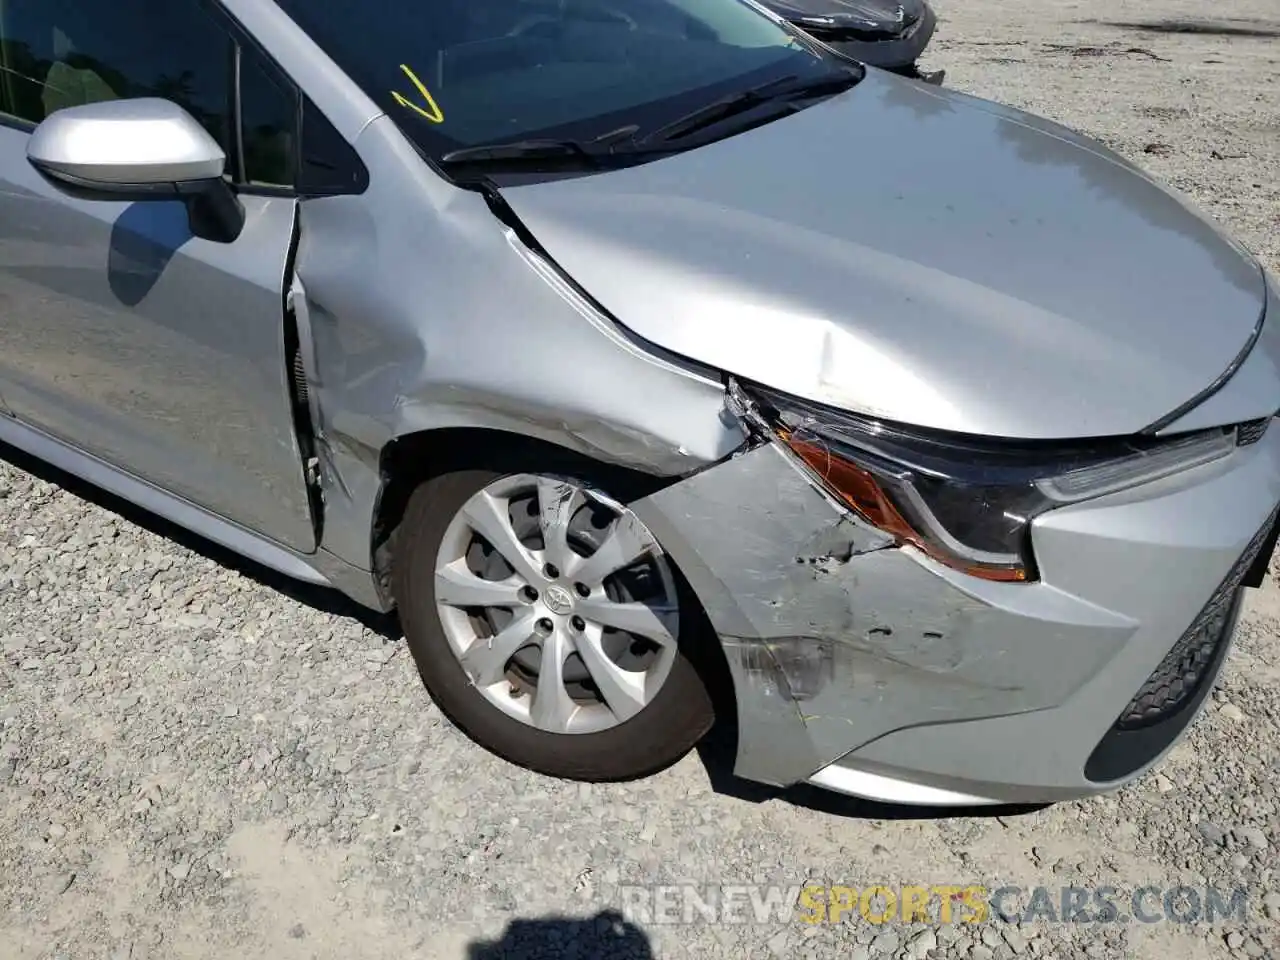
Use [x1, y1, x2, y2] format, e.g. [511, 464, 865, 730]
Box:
[290, 116, 745, 585]
[629, 442, 1135, 787]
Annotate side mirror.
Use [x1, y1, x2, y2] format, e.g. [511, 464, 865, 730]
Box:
[27, 98, 246, 244]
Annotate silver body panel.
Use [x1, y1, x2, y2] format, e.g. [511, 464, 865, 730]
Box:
[632, 432, 1280, 802]
[0, 0, 1276, 803]
[500, 72, 1267, 439]
[0, 126, 317, 553]
[289, 116, 747, 577]
[1158, 272, 1280, 434]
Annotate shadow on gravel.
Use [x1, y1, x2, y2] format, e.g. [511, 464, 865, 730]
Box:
[0, 439, 400, 640]
[467, 910, 653, 959]
[695, 723, 1050, 822]
[1094, 19, 1280, 39]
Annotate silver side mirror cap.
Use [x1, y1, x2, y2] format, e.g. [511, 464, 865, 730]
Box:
[27, 98, 245, 243]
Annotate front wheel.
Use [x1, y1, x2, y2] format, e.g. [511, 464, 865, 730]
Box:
[392, 466, 716, 781]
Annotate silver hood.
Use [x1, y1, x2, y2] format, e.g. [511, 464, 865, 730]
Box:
[498, 70, 1268, 439]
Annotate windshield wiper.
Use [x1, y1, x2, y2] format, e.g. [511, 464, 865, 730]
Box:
[440, 138, 602, 167]
[435, 70, 858, 173]
[439, 126, 648, 170]
[636, 70, 861, 145]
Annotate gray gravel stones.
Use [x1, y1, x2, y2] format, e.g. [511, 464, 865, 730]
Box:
[1199, 822, 1228, 847]
[3, 2, 1280, 959]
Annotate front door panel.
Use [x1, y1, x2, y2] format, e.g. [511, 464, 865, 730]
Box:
[0, 129, 317, 553]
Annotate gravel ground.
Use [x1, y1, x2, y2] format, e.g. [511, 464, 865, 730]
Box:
[2, 2, 1279, 959]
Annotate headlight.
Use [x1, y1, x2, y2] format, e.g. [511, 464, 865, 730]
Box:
[731, 381, 1238, 582]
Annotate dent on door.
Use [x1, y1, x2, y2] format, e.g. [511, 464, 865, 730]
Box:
[0, 127, 318, 553]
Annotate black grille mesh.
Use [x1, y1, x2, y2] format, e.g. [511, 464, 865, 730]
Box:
[1117, 503, 1279, 729]
[1236, 418, 1270, 446]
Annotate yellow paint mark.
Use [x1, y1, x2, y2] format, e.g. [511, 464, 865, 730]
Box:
[392, 64, 443, 123]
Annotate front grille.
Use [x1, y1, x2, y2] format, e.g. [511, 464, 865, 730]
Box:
[1236, 417, 1270, 446]
[1116, 590, 1236, 729]
[1117, 502, 1278, 729]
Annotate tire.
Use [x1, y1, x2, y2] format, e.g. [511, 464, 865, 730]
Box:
[392, 464, 717, 782]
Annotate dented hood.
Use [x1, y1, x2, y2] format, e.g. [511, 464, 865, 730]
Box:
[498, 71, 1268, 440]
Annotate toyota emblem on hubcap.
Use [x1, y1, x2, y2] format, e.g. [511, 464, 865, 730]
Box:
[545, 585, 574, 615]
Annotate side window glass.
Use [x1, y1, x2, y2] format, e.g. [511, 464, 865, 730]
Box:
[238, 45, 298, 189]
[0, 0, 231, 145]
[298, 98, 370, 197]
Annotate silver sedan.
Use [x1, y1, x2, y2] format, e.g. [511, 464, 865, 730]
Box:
[0, 0, 1277, 806]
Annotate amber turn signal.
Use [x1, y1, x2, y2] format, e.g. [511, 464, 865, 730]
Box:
[780, 431, 1029, 582]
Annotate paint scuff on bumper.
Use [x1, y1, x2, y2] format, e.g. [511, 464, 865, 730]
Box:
[629, 442, 1135, 789]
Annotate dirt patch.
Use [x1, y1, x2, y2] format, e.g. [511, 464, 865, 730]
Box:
[1095, 19, 1280, 39]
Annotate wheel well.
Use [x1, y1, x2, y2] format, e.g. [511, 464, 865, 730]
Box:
[370, 426, 738, 737]
[370, 427, 670, 604]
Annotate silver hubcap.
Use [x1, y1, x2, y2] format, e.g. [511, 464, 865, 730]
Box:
[433, 474, 680, 735]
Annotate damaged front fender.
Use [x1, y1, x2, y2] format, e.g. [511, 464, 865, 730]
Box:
[287, 115, 746, 586]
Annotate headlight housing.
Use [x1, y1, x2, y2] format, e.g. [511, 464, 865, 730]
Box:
[731, 381, 1239, 582]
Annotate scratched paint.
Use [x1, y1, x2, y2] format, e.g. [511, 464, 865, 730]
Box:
[631, 442, 1136, 786]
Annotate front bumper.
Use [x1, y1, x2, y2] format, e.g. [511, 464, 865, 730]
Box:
[630, 427, 1280, 805]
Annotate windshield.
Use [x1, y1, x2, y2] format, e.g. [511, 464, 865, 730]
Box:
[273, 0, 849, 162]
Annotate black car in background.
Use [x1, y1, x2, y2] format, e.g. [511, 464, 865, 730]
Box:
[761, 0, 943, 82]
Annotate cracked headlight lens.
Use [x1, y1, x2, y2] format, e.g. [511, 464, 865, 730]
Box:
[736, 383, 1238, 582]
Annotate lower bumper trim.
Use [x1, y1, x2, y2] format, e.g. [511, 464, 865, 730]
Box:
[807, 763, 1002, 807]
[1083, 589, 1241, 783]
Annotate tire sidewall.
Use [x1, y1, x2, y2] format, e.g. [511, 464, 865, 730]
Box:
[393, 466, 715, 782]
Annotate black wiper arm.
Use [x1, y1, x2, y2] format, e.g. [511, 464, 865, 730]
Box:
[636, 69, 861, 145]
[436, 70, 860, 168]
[438, 125, 654, 171]
[440, 138, 601, 167]
[636, 76, 797, 145]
